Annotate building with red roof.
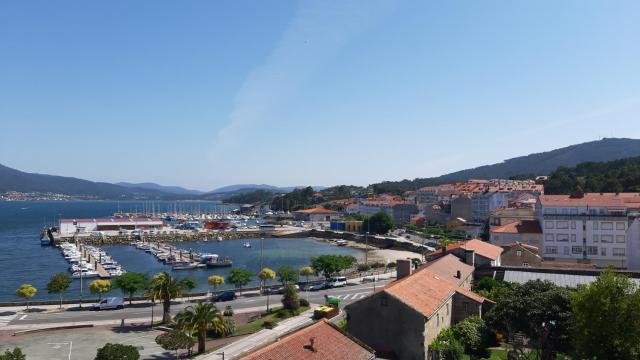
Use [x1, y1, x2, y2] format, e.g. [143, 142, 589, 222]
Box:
[345, 255, 492, 359]
[293, 208, 342, 222]
[239, 319, 375, 360]
[490, 220, 543, 248]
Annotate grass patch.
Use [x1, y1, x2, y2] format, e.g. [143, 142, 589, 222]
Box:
[232, 306, 309, 336]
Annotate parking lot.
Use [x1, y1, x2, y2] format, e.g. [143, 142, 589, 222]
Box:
[0, 325, 172, 360]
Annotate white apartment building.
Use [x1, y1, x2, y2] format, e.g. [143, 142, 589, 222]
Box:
[536, 193, 640, 269]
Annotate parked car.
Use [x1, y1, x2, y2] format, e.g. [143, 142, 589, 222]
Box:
[266, 284, 300, 294]
[213, 291, 237, 302]
[327, 276, 347, 288]
[302, 282, 327, 291]
[93, 297, 124, 310]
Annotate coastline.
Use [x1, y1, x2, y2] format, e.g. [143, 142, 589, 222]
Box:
[308, 236, 422, 264]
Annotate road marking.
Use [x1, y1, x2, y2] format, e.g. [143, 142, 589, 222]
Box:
[47, 341, 72, 360]
[19, 314, 27, 320]
[0, 313, 18, 326]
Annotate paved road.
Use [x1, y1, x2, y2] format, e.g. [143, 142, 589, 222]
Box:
[8, 280, 391, 327]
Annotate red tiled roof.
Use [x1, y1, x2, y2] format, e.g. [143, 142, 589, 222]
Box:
[240, 319, 375, 360]
[490, 220, 542, 235]
[294, 208, 341, 214]
[501, 242, 540, 255]
[538, 193, 640, 208]
[461, 239, 503, 261]
[383, 254, 487, 318]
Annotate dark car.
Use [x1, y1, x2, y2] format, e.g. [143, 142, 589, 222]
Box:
[213, 291, 237, 302]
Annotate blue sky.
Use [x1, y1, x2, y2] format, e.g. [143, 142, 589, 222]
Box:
[1, 1, 639, 191]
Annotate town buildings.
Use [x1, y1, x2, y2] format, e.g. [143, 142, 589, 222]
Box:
[536, 192, 640, 269]
[346, 197, 418, 224]
[345, 255, 494, 359]
[292, 208, 342, 222]
[489, 220, 543, 248]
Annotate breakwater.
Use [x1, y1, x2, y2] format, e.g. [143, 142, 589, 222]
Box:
[53, 229, 301, 245]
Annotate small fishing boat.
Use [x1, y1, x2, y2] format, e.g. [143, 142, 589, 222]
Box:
[206, 257, 233, 268]
[243, 241, 251, 248]
[217, 236, 223, 242]
[172, 263, 198, 270]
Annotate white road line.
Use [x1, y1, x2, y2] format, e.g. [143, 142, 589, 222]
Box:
[19, 314, 27, 320]
[0, 314, 18, 326]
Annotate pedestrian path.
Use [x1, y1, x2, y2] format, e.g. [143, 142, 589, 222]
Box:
[330, 291, 370, 301]
[0, 312, 19, 327]
[199, 309, 316, 360]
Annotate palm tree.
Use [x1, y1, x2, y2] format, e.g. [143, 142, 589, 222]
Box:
[176, 301, 228, 354]
[148, 272, 184, 324]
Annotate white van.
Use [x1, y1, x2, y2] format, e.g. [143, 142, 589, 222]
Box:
[327, 276, 347, 288]
[93, 297, 124, 310]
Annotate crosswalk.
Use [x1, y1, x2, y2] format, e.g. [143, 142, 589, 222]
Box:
[330, 291, 370, 301]
[0, 313, 18, 327]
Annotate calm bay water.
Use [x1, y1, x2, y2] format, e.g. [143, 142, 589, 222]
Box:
[0, 201, 362, 301]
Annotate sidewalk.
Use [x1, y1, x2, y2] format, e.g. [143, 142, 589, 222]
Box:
[199, 309, 316, 360]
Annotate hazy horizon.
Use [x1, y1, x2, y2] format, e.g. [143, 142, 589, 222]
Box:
[2, 1, 639, 190]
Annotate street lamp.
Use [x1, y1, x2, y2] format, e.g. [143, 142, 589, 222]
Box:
[365, 231, 369, 265]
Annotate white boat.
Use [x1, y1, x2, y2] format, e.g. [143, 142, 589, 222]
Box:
[217, 236, 223, 242]
[72, 270, 99, 278]
[243, 241, 251, 248]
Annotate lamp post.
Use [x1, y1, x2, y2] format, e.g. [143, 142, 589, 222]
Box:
[365, 231, 369, 265]
[150, 299, 155, 329]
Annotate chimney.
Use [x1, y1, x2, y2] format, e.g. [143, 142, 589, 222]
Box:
[396, 259, 412, 280]
[456, 270, 461, 279]
[304, 337, 317, 353]
[464, 249, 475, 267]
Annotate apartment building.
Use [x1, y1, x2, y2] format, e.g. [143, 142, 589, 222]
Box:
[536, 193, 640, 269]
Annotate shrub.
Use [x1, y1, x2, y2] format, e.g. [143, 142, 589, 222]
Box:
[223, 305, 234, 317]
[262, 320, 276, 329]
[281, 284, 300, 311]
[370, 262, 385, 269]
[387, 261, 397, 269]
[430, 329, 463, 360]
[0, 348, 26, 360]
[299, 298, 310, 307]
[357, 264, 371, 272]
[95, 343, 140, 360]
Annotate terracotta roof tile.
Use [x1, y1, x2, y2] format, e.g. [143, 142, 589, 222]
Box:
[240, 319, 375, 360]
[461, 239, 503, 261]
[294, 208, 341, 214]
[490, 220, 542, 235]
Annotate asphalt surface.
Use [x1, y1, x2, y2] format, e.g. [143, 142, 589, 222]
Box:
[8, 280, 391, 327]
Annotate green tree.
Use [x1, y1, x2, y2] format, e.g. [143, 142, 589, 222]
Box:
[486, 280, 572, 360]
[259, 267, 276, 311]
[179, 277, 197, 302]
[15, 284, 37, 311]
[148, 272, 184, 324]
[451, 315, 493, 359]
[276, 266, 298, 285]
[47, 272, 73, 309]
[474, 277, 514, 303]
[89, 279, 112, 300]
[571, 270, 640, 360]
[155, 330, 195, 360]
[94, 343, 139, 360]
[299, 266, 314, 284]
[362, 211, 394, 235]
[281, 284, 300, 312]
[430, 328, 464, 360]
[174, 302, 228, 354]
[310, 255, 357, 279]
[0, 348, 26, 360]
[112, 272, 148, 304]
[226, 268, 252, 295]
[207, 275, 224, 296]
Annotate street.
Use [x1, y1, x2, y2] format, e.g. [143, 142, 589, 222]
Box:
[6, 279, 391, 328]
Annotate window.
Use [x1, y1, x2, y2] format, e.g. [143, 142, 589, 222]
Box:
[545, 246, 558, 255]
[561, 208, 568, 215]
[545, 221, 555, 229]
[545, 234, 555, 242]
[523, 262, 530, 267]
[587, 246, 598, 255]
[546, 208, 557, 215]
[556, 234, 569, 242]
[572, 246, 583, 254]
[616, 235, 626, 243]
[570, 208, 578, 215]
[601, 248, 607, 256]
[613, 248, 625, 257]
[617, 222, 626, 230]
[601, 235, 614, 243]
[557, 221, 569, 229]
[571, 234, 576, 242]
[571, 221, 576, 229]
[593, 221, 598, 230]
[590, 209, 597, 215]
[601, 222, 613, 230]
[593, 235, 599, 243]
[564, 246, 570, 255]
[516, 250, 522, 257]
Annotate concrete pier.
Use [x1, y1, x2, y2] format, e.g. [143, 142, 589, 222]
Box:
[78, 244, 110, 278]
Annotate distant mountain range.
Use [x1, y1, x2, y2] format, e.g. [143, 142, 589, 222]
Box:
[2, 138, 639, 200]
[116, 182, 204, 196]
[371, 138, 640, 193]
